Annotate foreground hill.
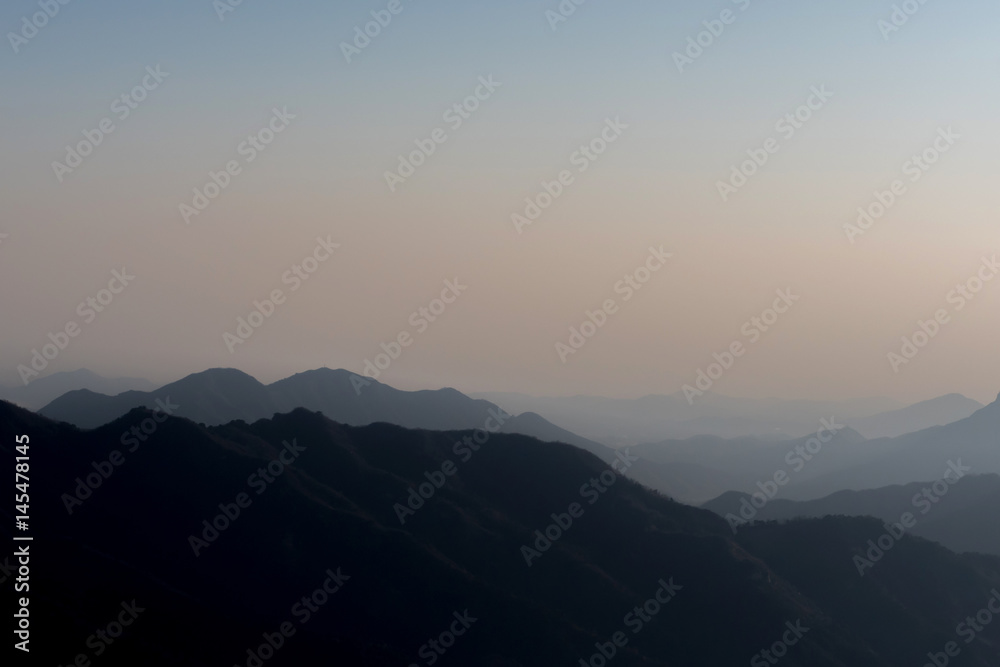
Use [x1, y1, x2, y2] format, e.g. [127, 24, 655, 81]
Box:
[3, 401, 1000, 665]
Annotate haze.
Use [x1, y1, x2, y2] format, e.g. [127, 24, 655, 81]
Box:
[2, 0, 998, 404]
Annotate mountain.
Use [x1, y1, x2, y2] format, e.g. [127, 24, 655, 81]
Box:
[269, 368, 504, 430]
[38, 367, 505, 430]
[497, 411, 613, 459]
[634, 394, 1000, 503]
[627, 426, 871, 503]
[496, 411, 742, 505]
[36, 370, 1000, 505]
[703, 474, 1000, 556]
[790, 394, 1000, 499]
[0, 368, 157, 409]
[473, 391, 901, 444]
[5, 400, 1000, 665]
[34, 368, 721, 505]
[846, 393, 984, 439]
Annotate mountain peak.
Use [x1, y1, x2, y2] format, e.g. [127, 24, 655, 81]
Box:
[181, 367, 260, 382]
[164, 367, 267, 393]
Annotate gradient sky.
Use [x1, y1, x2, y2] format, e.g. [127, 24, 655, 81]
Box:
[1, 0, 999, 403]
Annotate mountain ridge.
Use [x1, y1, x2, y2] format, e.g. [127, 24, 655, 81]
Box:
[6, 400, 1000, 665]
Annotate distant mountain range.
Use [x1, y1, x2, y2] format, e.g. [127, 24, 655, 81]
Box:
[627, 426, 870, 503]
[39, 367, 509, 430]
[34, 367, 731, 506]
[33, 369, 1000, 507]
[846, 393, 985, 439]
[473, 390, 982, 443]
[781, 396, 1000, 499]
[4, 400, 1000, 666]
[0, 368, 157, 409]
[631, 394, 1000, 502]
[703, 474, 1000, 556]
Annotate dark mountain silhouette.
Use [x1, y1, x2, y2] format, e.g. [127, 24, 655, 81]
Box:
[497, 410, 612, 458]
[33, 368, 727, 505]
[269, 368, 504, 429]
[496, 411, 741, 505]
[39, 371, 1000, 508]
[703, 474, 1000, 556]
[0, 368, 156, 409]
[4, 400, 1000, 666]
[38, 367, 272, 427]
[38, 367, 509, 430]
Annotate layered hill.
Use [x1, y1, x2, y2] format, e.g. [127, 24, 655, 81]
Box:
[38, 367, 504, 431]
[35, 367, 721, 505]
[631, 394, 1000, 501]
[704, 474, 1000, 556]
[846, 393, 984, 439]
[3, 401, 1000, 665]
[0, 368, 156, 409]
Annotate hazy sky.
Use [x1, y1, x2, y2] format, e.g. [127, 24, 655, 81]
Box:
[2, 0, 998, 403]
